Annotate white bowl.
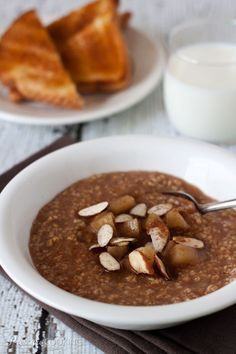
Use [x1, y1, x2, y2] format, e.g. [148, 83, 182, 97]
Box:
[0, 135, 236, 330]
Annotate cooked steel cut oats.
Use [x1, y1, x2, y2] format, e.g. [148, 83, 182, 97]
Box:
[29, 171, 236, 305]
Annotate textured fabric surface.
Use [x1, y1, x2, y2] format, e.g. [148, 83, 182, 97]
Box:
[0, 136, 235, 354]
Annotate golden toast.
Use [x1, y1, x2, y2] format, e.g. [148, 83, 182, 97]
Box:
[117, 12, 132, 30]
[77, 68, 130, 93]
[0, 10, 83, 108]
[60, 14, 129, 83]
[76, 11, 131, 94]
[48, 0, 130, 93]
[48, 0, 118, 51]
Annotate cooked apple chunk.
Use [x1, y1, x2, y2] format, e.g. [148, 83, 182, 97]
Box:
[165, 209, 189, 229]
[107, 245, 128, 260]
[119, 218, 140, 238]
[90, 211, 115, 233]
[165, 243, 199, 268]
[109, 195, 136, 214]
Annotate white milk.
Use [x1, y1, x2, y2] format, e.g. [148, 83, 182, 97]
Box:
[164, 43, 236, 143]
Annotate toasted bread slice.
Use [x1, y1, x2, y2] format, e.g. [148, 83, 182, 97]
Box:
[77, 62, 130, 93]
[48, 0, 118, 52]
[59, 14, 130, 87]
[0, 10, 83, 109]
[118, 12, 132, 30]
[48, 0, 131, 93]
[77, 78, 128, 94]
[8, 87, 24, 102]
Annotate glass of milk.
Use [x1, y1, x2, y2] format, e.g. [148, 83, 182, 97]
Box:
[164, 20, 236, 143]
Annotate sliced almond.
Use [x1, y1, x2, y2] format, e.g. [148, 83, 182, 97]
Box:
[97, 224, 113, 247]
[110, 237, 136, 245]
[148, 203, 173, 216]
[115, 214, 133, 223]
[154, 254, 170, 280]
[99, 252, 120, 271]
[148, 227, 169, 253]
[130, 203, 147, 217]
[107, 245, 128, 260]
[145, 213, 162, 230]
[173, 236, 204, 249]
[146, 217, 169, 253]
[165, 209, 189, 229]
[114, 241, 129, 246]
[110, 195, 136, 214]
[78, 201, 108, 217]
[89, 243, 102, 251]
[90, 211, 115, 233]
[119, 218, 140, 238]
[128, 249, 154, 275]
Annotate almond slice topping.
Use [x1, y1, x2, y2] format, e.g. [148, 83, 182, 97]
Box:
[115, 214, 133, 223]
[99, 252, 120, 271]
[110, 237, 136, 245]
[78, 201, 108, 217]
[154, 254, 170, 280]
[148, 203, 173, 216]
[116, 241, 130, 246]
[97, 224, 113, 247]
[146, 218, 169, 253]
[173, 236, 204, 249]
[128, 249, 154, 275]
[145, 213, 162, 229]
[148, 227, 169, 253]
[130, 203, 147, 217]
[89, 243, 102, 251]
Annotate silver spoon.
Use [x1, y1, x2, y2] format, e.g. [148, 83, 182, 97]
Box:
[163, 191, 236, 214]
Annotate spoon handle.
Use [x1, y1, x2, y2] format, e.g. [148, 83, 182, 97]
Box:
[201, 199, 236, 213]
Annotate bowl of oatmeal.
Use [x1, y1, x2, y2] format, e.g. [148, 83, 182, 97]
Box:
[0, 135, 235, 330]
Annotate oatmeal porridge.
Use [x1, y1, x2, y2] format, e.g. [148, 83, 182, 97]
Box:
[29, 171, 236, 305]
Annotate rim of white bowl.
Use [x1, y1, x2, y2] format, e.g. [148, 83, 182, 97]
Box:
[0, 135, 236, 328]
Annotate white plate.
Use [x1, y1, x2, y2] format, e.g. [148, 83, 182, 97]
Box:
[0, 27, 165, 126]
[0, 135, 235, 330]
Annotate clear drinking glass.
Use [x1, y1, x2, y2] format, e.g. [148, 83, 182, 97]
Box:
[164, 20, 236, 143]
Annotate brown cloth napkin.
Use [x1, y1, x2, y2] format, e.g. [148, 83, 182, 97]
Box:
[0, 135, 236, 354]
